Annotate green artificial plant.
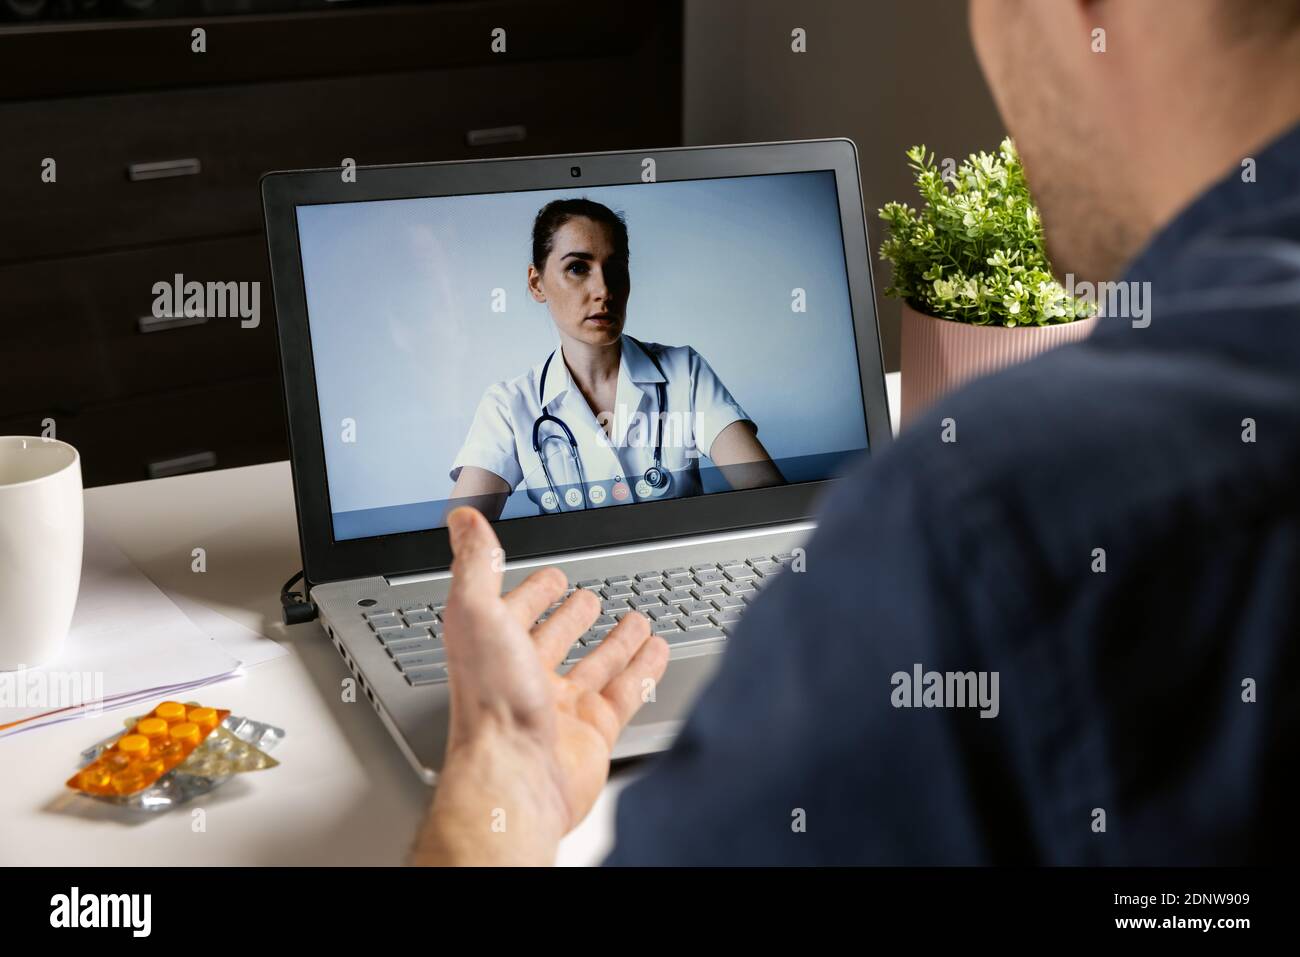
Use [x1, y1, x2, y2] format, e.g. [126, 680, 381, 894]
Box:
[878, 137, 1094, 327]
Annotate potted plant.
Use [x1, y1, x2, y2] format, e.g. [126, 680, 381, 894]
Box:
[879, 138, 1098, 427]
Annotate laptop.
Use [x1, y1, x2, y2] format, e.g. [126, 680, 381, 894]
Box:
[261, 140, 891, 782]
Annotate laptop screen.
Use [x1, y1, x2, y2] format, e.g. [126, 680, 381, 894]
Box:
[294, 170, 870, 543]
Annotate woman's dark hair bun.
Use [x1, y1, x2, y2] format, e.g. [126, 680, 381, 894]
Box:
[531, 198, 628, 269]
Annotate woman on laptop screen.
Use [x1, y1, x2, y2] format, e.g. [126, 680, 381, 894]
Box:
[448, 198, 783, 520]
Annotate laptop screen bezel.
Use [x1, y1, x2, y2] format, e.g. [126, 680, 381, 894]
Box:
[262, 139, 891, 586]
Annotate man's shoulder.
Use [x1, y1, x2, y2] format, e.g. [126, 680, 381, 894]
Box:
[873, 332, 1300, 575]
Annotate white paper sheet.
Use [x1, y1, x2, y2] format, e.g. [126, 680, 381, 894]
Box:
[165, 590, 287, 669]
[0, 531, 241, 736]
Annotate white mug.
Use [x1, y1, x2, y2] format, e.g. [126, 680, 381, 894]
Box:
[0, 436, 84, 670]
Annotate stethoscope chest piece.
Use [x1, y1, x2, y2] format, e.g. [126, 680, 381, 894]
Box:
[637, 464, 672, 500]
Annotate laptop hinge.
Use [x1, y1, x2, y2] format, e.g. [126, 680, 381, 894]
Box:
[385, 519, 815, 587]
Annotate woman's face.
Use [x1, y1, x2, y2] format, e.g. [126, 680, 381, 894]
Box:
[528, 216, 630, 347]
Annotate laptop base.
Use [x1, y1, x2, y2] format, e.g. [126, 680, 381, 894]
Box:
[314, 520, 815, 782]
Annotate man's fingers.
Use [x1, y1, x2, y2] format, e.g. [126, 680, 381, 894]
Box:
[573, 687, 621, 749]
[446, 507, 505, 613]
[532, 588, 600, 667]
[566, 610, 653, 691]
[598, 635, 671, 729]
[502, 566, 568, 629]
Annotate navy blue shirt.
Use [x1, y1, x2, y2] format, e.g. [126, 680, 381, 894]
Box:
[605, 123, 1300, 865]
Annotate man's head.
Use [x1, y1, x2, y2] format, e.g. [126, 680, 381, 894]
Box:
[969, 0, 1300, 284]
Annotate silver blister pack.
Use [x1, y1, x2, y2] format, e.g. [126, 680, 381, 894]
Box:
[76, 711, 286, 813]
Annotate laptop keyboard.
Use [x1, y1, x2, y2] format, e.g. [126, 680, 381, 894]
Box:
[360, 553, 796, 686]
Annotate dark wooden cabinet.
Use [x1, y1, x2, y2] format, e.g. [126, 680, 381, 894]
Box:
[0, 0, 684, 486]
[1, 235, 276, 415]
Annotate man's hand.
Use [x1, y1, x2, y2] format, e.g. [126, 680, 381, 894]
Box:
[410, 506, 670, 866]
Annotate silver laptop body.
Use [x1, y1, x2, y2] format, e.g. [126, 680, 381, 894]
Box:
[314, 522, 816, 782]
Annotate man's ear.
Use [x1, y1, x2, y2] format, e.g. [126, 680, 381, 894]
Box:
[527, 264, 547, 303]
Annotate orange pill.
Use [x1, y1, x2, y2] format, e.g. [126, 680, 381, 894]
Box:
[154, 701, 186, 722]
[111, 769, 145, 794]
[77, 767, 111, 790]
[105, 752, 130, 771]
[137, 718, 169, 738]
[169, 722, 201, 746]
[117, 734, 149, 756]
[187, 707, 219, 731]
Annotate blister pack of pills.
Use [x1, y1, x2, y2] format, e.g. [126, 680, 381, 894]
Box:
[68, 701, 229, 797]
[70, 702, 285, 812]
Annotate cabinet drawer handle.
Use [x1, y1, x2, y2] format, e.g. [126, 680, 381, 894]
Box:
[127, 158, 202, 182]
[147, 451, 217, 479]
[138, 313, 208, 334]
[465, 125, 527, 147]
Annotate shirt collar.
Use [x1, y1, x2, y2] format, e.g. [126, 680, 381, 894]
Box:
[539, 335, 666, 411]
[619, 335, 668, 386]
[1117, 120, 1300, 290]
[1087, 119, 1300, 368]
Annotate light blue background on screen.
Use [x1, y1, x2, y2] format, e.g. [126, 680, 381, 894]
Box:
[296, 171, 868, 523]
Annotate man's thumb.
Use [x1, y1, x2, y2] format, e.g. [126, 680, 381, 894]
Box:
[448, 507, 477, 551]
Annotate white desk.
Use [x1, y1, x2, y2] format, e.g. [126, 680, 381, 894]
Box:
[0, 373, 899, 866]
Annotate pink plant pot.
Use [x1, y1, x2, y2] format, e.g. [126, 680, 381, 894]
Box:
[899, 302, 1099, 428]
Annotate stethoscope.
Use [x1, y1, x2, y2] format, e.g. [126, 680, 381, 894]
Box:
[531, 335, 672, 511]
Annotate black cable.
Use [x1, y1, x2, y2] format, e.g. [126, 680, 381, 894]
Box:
[280, 569, 318, 625]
